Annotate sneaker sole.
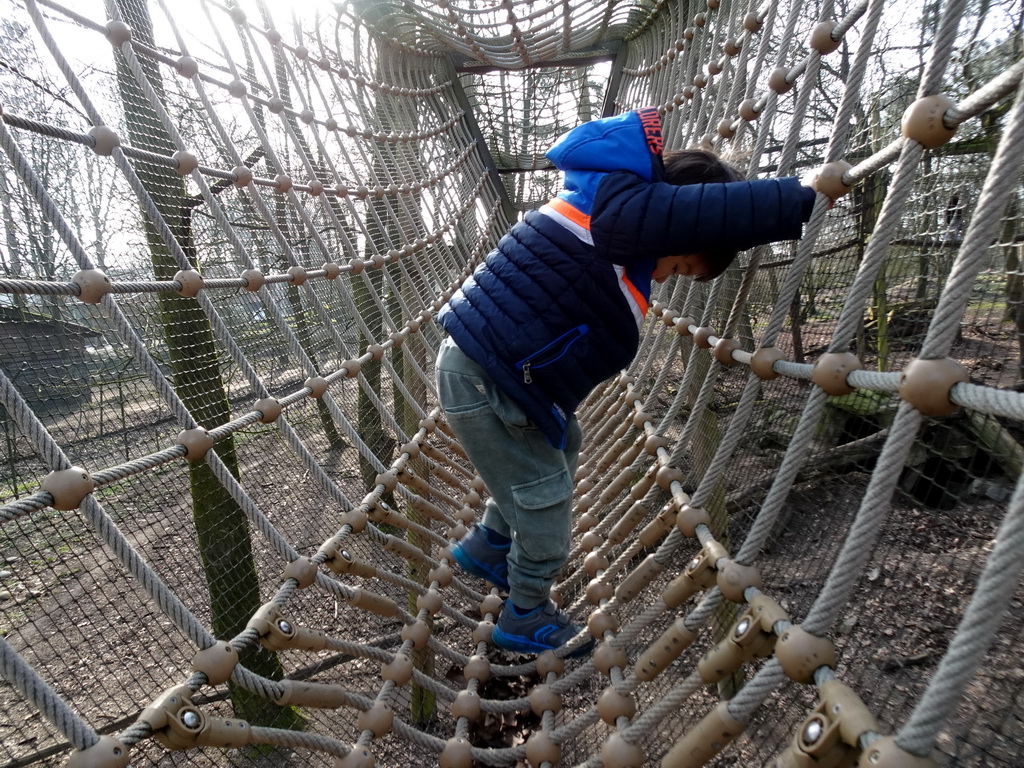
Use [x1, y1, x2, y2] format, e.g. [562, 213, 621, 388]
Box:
[451, 545, 510, 591]
[492, 627, 595, 659]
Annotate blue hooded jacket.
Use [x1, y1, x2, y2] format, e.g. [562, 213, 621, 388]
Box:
[438, 109, 814, 448]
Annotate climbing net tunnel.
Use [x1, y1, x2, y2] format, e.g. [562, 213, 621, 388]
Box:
[0, 0, 1022, 765]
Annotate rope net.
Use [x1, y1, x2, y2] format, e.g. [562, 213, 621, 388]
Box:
[0, 0, 1021, 765]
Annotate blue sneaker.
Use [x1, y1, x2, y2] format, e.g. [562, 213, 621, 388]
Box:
[493, 601, 595, 658]
[451, 525, 510, 591]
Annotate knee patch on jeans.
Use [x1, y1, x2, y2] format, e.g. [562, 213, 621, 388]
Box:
[510, 470, 573, 564]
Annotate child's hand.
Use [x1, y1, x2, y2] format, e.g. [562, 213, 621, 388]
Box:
[800, 168, 819, 191]
[803, 162, 853, 209]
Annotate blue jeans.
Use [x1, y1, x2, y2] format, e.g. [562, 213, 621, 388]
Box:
[436, 337, 582, 609]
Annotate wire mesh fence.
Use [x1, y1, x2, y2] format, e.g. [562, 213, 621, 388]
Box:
[0, 0, 1021, 766]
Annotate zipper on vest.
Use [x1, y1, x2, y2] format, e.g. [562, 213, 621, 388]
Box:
[517, 325, 590, 384]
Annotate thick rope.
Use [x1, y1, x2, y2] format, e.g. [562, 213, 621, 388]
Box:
[890, 69, 1024, 758]
[0, 636, 99, 751]
[1, 1, 1023, 766]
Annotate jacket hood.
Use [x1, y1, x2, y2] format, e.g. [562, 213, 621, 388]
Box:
[546, 108, 666, 183]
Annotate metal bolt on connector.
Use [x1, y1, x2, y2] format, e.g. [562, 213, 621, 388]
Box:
[803, 719, 823, 744]
[734, 618, 750, 638]
[277, 619, 292, 634]
[181, 710, 201, 730]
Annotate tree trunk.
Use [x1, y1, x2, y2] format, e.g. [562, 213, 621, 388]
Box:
[254, 17, 344, 449]
[108, 0, 295, 728]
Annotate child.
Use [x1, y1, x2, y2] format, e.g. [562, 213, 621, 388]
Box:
[436, 108, 815, 655]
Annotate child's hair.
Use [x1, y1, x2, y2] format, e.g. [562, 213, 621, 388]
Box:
[662, 149, 745, 282]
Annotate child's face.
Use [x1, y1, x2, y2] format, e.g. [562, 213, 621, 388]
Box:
[653, 253, 711, 283]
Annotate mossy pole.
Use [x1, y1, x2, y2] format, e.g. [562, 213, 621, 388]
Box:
[394, 279, 437, 725]
[858, 102, 888, 367]
[254, 12, 344, 449]
[342, 9, 396, 504]
[108, 0, 294, 727]
[384, 51, 437, 726]
[355, 195, 393, 501]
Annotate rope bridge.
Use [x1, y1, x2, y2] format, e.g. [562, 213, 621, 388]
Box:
[0, 0, 1021, 765]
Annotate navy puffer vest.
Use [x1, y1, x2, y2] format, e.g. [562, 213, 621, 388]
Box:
[438, 110, 814, 447]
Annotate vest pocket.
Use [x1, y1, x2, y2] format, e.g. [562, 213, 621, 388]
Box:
[515, 325, 590, 384]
